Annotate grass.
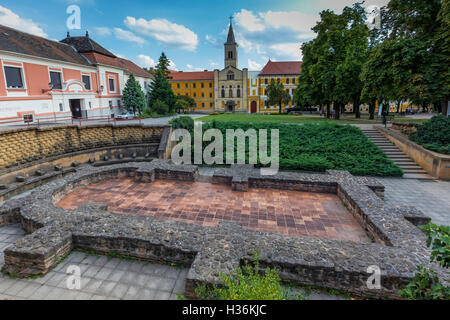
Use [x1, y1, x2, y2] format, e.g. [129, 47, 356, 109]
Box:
[198, 121, 403, 177]
[198, 113, 429, 125]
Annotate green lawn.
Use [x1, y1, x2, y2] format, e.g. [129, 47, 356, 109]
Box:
[197, 113, 428, 125]
[195, 121, 403, 177]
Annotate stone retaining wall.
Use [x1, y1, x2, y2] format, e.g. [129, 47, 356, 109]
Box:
[0, 160, 443, 299]
[0, 124, 167, 169]
[378, 127, 450, 179]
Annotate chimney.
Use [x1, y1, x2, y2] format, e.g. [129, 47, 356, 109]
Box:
[86, 31, 89, 38]
[67, 32, 70, 38]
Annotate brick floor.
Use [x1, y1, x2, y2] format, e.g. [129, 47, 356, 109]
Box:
[57, 179, 371, 243]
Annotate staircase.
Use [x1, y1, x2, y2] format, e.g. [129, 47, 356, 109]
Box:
[362, 128, 432, 179]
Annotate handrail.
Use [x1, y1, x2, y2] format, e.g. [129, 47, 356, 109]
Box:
[0, 114, 143, 128]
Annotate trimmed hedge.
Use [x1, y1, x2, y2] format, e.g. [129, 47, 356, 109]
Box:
[410, 116, 450, 154]
[199, 121, 403, 177]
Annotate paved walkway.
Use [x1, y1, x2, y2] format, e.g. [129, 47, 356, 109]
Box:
[0, 224, 186, 300]
[379, 178, 450, 226]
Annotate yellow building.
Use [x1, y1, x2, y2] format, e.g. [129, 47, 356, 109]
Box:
[169, 19, 302, 114]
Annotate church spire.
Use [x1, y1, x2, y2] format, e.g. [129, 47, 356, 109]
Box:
[225, 16, 236, 45]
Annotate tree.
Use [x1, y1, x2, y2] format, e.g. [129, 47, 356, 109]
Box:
[147, 52, 177, 114]
[175, 99, 189, 113]
[362, 0, 447, 113]
[266, 79, 291, 114]
[122, 73, 146, 115]
[176, 95, 196, 111]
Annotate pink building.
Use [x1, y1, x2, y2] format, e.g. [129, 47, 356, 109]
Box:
[0, 25, 152, 123]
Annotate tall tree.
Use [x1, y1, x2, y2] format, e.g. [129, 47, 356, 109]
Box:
[147, 52, 177, 114]
[122, 73, 146, 115]
[266, 79, 291, 114]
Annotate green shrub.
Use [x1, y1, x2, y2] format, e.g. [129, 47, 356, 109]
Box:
[169, 116, 195, 132]
[399, 222, 450, 300]
[199, 121, 403, 177]
[410, 115, 450, 154]
[152, 99, 169, 115]
[399, 265, 450, 300]
[422, 223, 450, 269]
[195, 253, 301, 300]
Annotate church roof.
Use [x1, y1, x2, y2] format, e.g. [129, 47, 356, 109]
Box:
[225, 22, 237, 45]
[260, 61, 302, 75]
[169, 70, 214, 81]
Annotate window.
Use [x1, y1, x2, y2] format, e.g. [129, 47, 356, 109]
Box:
[202, 103, 205, 108]
[4, 66, 24, 89]
[237, 85, 241, 98]
[201, 93, 204, 97]
[185, 83, 188, 88]
[227, 71, 235, 80]
[292, 78, 296, 84]
[193, 83, 196, 88]
[59, 103, 64, 112]
[109, 101, 113, 108]
[229, 88, 233, 98]
[109, 78, 116, 92]
[221, 89, 225, 98]
[228, 51, 233, 59]
[210, 93, 213, 98]
[50, 71, 62, 90]
[82, 75, 91, 90]
[209, 83, 213, 88]
[286, 78, 290, 84]
[118, 100, 121, 107]
[264, 78, 268, 85]
[89, 102, 92, 109]
[193, 93, 196, 97]
[177, 84, 180, 89]
[201, 83, 204, 88]
[210, 103, 213, 107]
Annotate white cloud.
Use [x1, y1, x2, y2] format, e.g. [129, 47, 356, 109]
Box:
[205, 34, 219, 47]
[124, 16, 198, 51]
[136, 54, 156, 68]
[235, 9, 265, 32]
[209, 60, 220, 68]
[247, 59, 262, 71]
[316, 0, 390, 13]
[95, 27, 112, 36]
[113, 28, 145, 45]
[269, 43, 302, 60]
[0, 5, 47, 38]
[169, 60, 178, 71]
[186, 64, 203, 71]
[231, 9, 315, 61]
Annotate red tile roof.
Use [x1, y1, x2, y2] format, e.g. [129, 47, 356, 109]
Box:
[260, 61, 302, 76]
[82, 52, 152, 78]
[169, 70, 214, 81]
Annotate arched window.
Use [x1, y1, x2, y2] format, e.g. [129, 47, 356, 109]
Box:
[237, 85, 241, 98]
[228, 51, 233, 59]
[221, 89, 225, 98]
[227, 71, 235, 80]
[229, 87, 233, 98]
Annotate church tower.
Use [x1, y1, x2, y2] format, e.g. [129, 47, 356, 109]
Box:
[224, 17, 238, 68]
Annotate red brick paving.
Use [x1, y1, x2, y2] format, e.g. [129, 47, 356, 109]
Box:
[57, 179, 371, 243]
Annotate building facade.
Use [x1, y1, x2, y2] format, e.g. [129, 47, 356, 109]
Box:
[0, 25, 152, 123]
[170, 20, 302, 114]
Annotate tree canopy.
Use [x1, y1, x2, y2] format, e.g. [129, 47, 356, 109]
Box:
[122, 73, 146, 115]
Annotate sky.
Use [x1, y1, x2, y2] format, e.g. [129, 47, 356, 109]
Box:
[0, 0, 389, 71]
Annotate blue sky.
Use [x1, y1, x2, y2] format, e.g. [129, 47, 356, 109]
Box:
[0, 0, 389, 71]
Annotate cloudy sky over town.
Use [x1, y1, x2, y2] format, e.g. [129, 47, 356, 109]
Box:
[0, 0, 389, 71]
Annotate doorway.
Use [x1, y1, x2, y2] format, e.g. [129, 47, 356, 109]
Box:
[226, 101, 235, 113]
[70, 99, 82, 119]
[250, 101, 257, 114]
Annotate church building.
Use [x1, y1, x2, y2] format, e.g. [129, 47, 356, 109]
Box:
[170, 19, 302, 114]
